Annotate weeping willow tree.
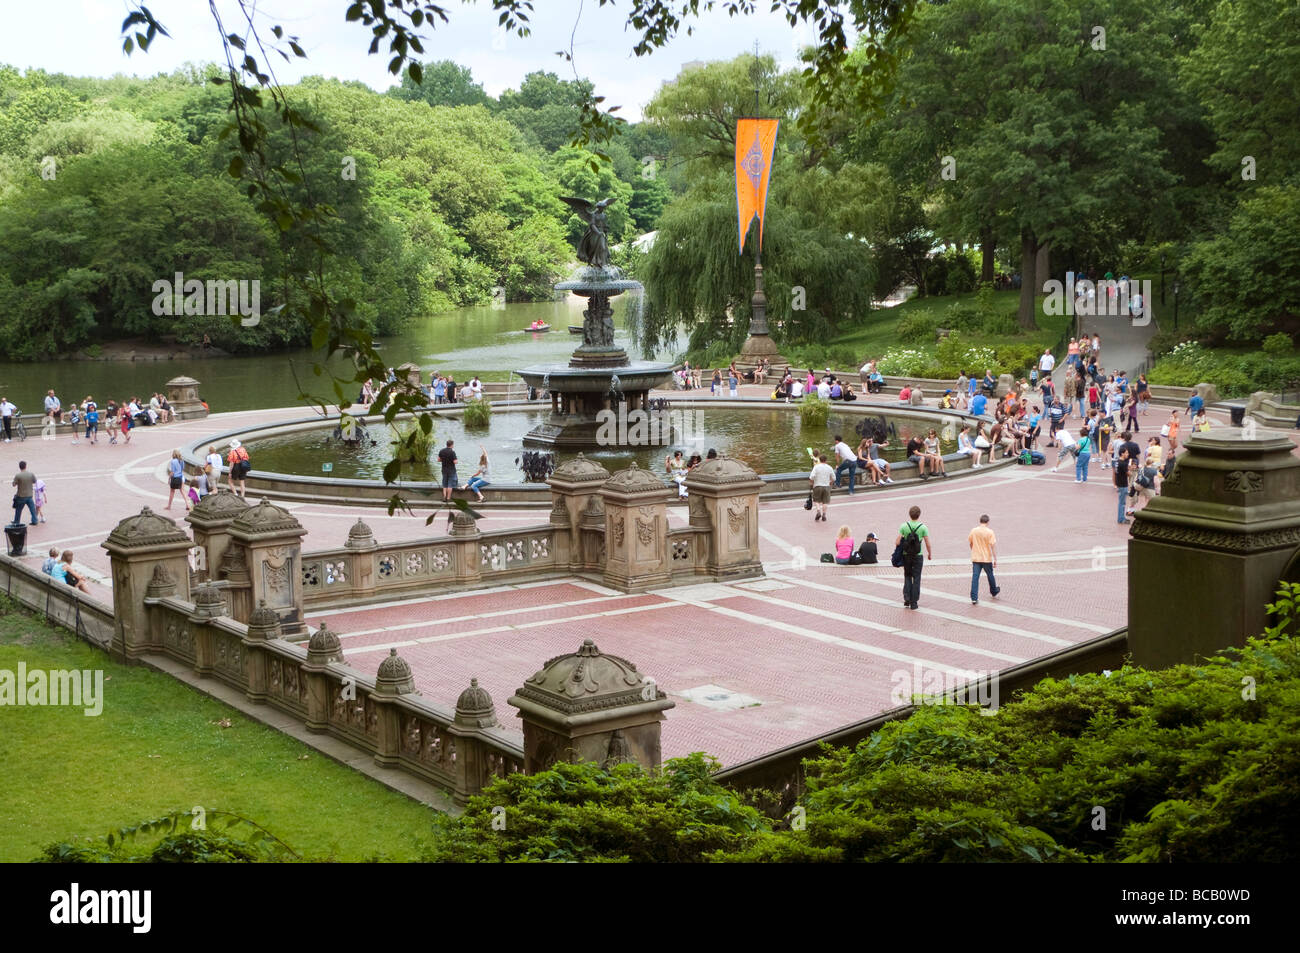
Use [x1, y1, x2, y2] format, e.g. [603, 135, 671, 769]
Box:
[638, 178, 877, 360]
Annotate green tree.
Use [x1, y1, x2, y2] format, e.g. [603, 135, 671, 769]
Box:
[388, 59, 490, 107]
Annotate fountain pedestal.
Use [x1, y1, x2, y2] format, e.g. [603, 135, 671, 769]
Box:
[518, 267, 672, 449]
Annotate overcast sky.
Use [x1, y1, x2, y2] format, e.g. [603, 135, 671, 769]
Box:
[1, 0, 811, 121]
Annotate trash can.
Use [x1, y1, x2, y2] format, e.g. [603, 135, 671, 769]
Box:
[1230, 405, 1246, 427]
[4, 522, 27, 557]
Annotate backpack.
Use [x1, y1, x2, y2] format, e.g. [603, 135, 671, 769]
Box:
[901, 523, 922, 558]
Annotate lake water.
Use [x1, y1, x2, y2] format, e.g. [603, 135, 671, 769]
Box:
[0, 298, 658, 414]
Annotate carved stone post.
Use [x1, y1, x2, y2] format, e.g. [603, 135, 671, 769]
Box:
[683, 457, 765, 581]
[165, 376, 207, 420]
[188, 582, 228, 678]
[371, 649, 417, 768]
[186, 492, 250, 585]
[547, 453, 611, 573]
[509, 639, 674, 773]
[243, 600, 282, 705]
[102, 507, 194, 661]
[1129, 429, 1300, 667]
[450, 511, 483, 586]
[301, 622, 344, 732]
[226, 499, 307, 635]
[344, 519, 377, 602]
[599, 464, 672, 592]
[448, 678, 499, 803]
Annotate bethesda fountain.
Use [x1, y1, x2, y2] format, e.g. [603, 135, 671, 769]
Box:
[516, 196, 673, 448]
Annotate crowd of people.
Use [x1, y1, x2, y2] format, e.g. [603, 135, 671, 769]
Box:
[359, 369, 484, 406]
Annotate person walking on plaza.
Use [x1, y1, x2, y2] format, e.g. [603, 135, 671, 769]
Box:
[84, 396, 99, 443]
[205, 444, 225, 492]
[1164, 409, 1181, 452]
[438, 439, 458, 502]
[895, 505, 932, 610]
[1113, 443, 1132, 524]
[809, 452, 835, 522]
[32, 476, 48, 523]
[11, 460, 38, 526]
[833, 434, 858, 494]
[165, 449, 186, 510]
[968, 514, 1000, 605]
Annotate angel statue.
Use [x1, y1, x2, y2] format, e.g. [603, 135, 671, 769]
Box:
[560, 196, 615, 270]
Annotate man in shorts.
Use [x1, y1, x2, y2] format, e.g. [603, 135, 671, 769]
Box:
[438, 439, 458, 502]
[809, 452, 835, 522]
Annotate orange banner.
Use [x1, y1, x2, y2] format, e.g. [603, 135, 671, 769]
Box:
[735, 118, 779, 254]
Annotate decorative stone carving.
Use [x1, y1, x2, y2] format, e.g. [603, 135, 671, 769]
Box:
[345, 519, 378, 551]
[246, 599, 282, 640]
[635, 517, 655, 546]
[726, 502, 748, 534]
[230, 499, 304, 539]
[306, 622, 344, 665]
[603, 730, 632, 770]
[190, 582, 227, 619]
[509, 640, 674, 774]
[1225, 470, 1263, 493]
[454, 678, 498, 729]
[610, 518, 625, 548]
[145, 563, 176, 598]
[104, 506, 191, 551]
[374, 648, 416, 695]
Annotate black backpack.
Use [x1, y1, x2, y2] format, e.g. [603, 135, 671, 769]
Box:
[902, 523, 922, 558]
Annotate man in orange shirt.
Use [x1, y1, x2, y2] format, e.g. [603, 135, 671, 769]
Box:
[969, 514, 1000, 605]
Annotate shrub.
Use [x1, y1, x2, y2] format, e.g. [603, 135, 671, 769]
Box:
[943, 302, 982, 333]
[799, 395, 831, 426]
[980, 313, 1021, 337]
[897, 313, 939, 344]
[1145, 327, 1187, 357]
[877, 347, 935, 378]
[462, 397, 492, 428]
[1262, 332, 1294, 357]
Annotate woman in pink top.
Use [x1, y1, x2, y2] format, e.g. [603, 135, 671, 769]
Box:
[834, 525, 855, 564]
[806, 369, 816, 393]
[1067, 338, 1080, 367]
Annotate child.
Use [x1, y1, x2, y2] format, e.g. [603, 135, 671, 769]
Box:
[41, 547, 59, 575]
[33, 478, 47, 523]
[67, 404, 81, 444]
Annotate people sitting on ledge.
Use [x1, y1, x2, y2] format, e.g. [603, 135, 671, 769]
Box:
[898, 385, 912, 403]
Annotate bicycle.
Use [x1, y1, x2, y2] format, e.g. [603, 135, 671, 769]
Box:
[8, 407, 27, 441]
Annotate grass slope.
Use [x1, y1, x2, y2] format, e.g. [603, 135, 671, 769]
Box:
[0, 600, 442, 861]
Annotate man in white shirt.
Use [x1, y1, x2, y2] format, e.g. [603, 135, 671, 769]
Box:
[471, 377, 483, 400]
[44, 390, 61, 424]
[1052, 427, 1077, 472]
[460, 383, 475, 403]
[1038, 349, 1056, 378]
[791, 379, 804, 399]
[817, 378, 832, 400]
[833, 434, 858, 494]
[809, 452, 835, 521]
[860, 360, 872, 385]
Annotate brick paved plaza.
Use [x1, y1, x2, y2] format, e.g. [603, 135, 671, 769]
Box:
[1, 389, 1247, 767]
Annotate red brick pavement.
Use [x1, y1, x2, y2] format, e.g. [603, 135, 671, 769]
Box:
[2, 401, 1284, 767]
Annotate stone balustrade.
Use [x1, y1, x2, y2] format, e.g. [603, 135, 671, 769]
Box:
[139, 585, 524, 803]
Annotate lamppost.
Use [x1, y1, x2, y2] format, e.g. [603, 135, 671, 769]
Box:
[1173, 279, 1180, 330]
[1159, 252, 1166, 305]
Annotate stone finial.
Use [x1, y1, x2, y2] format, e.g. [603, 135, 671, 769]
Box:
[450, 509, 479, 537]
[187, 490, 251, 526]
[230, 499, 304, 538]
[345, 519, 377, 551]
[454, 677, 498, 729]
[374, 648, 416, 695]
[246, 599, 282, 640]
[511, 639, 670, 717]
[190, 582, 227, 619]
[104, 506, 191, 552]
[306, 621, 343, 664]
[548, 451, 611, 486]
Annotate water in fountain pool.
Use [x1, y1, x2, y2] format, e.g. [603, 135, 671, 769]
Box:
[245, 407, 956, 482]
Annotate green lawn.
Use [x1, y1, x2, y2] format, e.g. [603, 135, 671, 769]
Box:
[829, 289, 1070, 355]
[0, 600, 444, 861]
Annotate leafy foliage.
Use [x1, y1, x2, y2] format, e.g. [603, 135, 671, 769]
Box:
[36, 809, 299, 863]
